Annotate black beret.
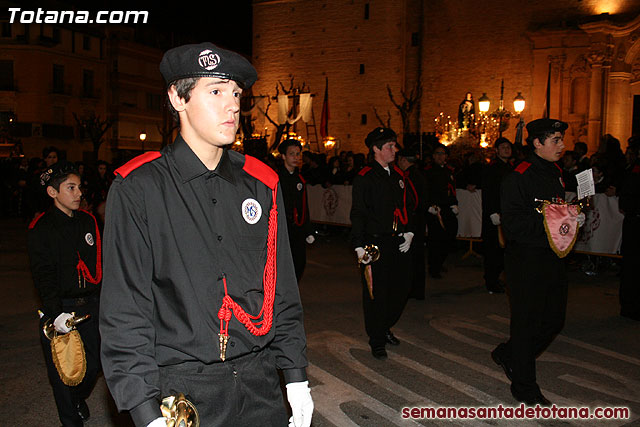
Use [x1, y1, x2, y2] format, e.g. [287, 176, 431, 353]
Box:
[526, 118, 568, 136]
[365, 127, 397, 149]
[278, 138, 302, 154]
[39, 161, 78, 186]
[160, 42, 258, 89]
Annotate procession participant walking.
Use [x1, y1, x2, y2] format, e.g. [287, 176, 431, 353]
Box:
[492, 118, 584, 405]
[351, 127, 414, 360]
[28, 161, 101, 426]
[278, 138, 315, 282]
[481, 137, 514, 294]
[100, 42, 313, 427]
[424, 144, 458, 279]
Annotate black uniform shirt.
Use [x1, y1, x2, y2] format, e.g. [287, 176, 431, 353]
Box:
[501, 153, 565, 247]
[100, 135, 307, 423]
[28, 207, 101, 320]
[350, 161, 414, 248]
[481, 158, 514, 218]
[278, 167, 313, 237]
[425, 163, 458, 208]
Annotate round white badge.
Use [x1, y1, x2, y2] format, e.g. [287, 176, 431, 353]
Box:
[399, 180, 405, 189]
[297, 183, 303, 191]
[242, 198, 262, 224]
[85, 233, 94, 246]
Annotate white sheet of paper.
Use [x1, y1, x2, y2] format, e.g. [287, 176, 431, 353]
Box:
[576, 168, 595, 199]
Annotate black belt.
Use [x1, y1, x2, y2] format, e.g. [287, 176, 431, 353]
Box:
[62, 294, 99, 307]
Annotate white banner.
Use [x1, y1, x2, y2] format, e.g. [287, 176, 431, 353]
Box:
[306, 185, 623, 255]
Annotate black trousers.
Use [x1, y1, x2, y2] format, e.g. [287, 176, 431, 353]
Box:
[502, 245, 567, 398]
[426, 211, 458, 275]
[620, 216, 640, 317]
[288, 225, 307, 283]
[39, 300, 100, 427]
[159, 349, 288, 426]
[408, 217, 426, 299]
[361, 235, 412, 348]
[482, 219, 504, 288]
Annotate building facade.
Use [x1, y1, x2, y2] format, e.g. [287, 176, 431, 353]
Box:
[252, 0, 640, 154]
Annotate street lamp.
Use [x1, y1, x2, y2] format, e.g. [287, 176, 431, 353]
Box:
[513, 92, 526, 147]
[478, 93, 490, 114]
[139, 131, 147, 151]
[477, 93, 491, 147]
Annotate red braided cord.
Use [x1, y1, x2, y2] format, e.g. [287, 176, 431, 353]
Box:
[76, 210, 102, 284]
[393, 176, 409, 226]
[218, 187, 278, 337]
[293, 182, 307, 227]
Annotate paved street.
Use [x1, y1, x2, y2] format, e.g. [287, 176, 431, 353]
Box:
[1, 218, 638, 426]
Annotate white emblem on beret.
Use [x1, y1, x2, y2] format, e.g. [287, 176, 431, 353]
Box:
[198, 49, 221, 71]
[399, 180, 404, 189]
[242, 198, 262, 224]
[297, 183, 303, 191]
[85, 233, 94, 246]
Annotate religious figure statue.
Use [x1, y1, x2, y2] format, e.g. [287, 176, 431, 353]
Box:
[458, 92, 476, 130]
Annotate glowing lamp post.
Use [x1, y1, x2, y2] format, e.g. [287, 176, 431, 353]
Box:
[513, 92, 526, 147]
[478, 93, 490, 147]
[139, 131, 147, 151]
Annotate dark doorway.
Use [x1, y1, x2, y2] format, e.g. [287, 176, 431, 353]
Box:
[632, 95, 640, 137]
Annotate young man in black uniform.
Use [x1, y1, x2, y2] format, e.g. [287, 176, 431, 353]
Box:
[100, 43, 312, 427]
[350, 127, 414, 360]
[278, 138, 315, 282]
[491, 118, 584, 405]
[28, 161, 102, 427]
[424, 144, 459, 279]
[481, 137, 514, 294]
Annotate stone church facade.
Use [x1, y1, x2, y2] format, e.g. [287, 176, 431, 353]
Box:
[252, 0, 640, 154]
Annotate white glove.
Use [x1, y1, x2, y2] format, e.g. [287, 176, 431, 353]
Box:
[305, 235, 315, 244]
[286, 381, 313, 427]
[399, 232, 414, 253]
[490, 213, 501, 226]
[146, 418, 167, 427]
[428, 206, 440, 215]
[53, 312, 74, 334]
[355, 247, 371, 264]
[450, 205, 459, 215]
[576, 212, 585, 227]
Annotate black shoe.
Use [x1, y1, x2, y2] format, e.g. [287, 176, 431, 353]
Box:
[491, 346, 513, 382]
[76, 400, 90, 421]
[371, 347, 388, 360]
[512, 391, 552, 406]
[385, 331, 400, 346]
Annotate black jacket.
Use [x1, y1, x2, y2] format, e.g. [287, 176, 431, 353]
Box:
[424, 163, 458, 208]
[482, 158, 513, 218]
[501, 153, 565, 248]
[100, 136, 307, 425]
[28, 207, 101, 320]
[278, 167, 314, 238]
[350, 161, 414, 248]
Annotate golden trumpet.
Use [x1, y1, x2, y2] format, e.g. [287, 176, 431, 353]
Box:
[161, 393, 200, 427]
[42, 312, 90, 340]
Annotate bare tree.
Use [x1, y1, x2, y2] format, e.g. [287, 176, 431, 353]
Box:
[373, 107, 392, 128]
[386, 82, 422, 135]
[73, 112, 114, 163]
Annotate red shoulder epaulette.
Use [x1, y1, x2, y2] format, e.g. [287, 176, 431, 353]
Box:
[424, 164, 433, 171]
[393, 165, 404, 176]
[243, 155, 279, 190]
[114, 152, 162, 178]
[446, 164, 455, 172]
[632, 165, 640, 174]
[28, 211, 46, 230]
[358, 166, 372, 176]
[298, 173, 306, 185]
[515, 161, 531, 174]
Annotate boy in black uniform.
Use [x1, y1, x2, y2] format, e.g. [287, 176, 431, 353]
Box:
[424, 144, 458, 279]
[491, 118, 583, 405]
[28, 161, 101, 427]
[100, 43, 312, 427]
[351, 127, 414, 360]
[481, 137, 514, 294]
[278, 138, 315, 282]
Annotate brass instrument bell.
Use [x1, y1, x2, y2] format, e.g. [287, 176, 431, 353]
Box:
[360, 244, 380, 264]
[161, 393, 200, 427]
